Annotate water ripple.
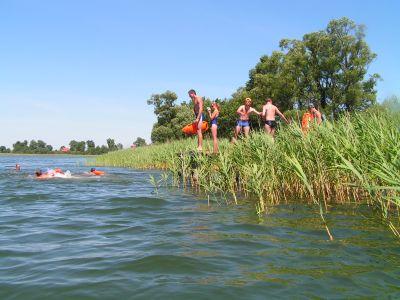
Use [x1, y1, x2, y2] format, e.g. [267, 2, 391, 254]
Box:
[0, 155, 399, 299]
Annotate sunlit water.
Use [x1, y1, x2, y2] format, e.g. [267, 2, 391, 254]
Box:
[0, 155, 399, 299]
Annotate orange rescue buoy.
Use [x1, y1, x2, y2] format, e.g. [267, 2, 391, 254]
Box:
[182, 121, 209, 135]
[91, 170, 105, 176]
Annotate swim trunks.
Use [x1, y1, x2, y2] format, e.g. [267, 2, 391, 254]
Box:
[264, 120, 277, 128]
[195, 112, 204, 123]
[236, 120, 250, 127]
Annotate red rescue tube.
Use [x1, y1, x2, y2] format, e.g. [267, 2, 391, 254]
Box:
[91, 170, 105, 176]
[182, 121, 209, 135]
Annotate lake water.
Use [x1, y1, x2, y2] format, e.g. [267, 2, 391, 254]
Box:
[0, 155, 399, 299]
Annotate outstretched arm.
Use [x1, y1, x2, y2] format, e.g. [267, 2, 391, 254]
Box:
[251, 108, 262, 116]
[276, 108, 289, 124]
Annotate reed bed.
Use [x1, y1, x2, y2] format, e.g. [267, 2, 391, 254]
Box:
[95, 110, 400, 238]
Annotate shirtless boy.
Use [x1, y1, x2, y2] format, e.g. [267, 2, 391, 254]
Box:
[234, 97, 261, 140]
[262, 98, 289, 137]
[188, 89, 204, 151]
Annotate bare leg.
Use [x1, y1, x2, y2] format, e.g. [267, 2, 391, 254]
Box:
[264, 124, 271, 134]
[197, 120, 203, 151]
[270, 127, 276, 138]
[211, 125, 218, 153]
[234, 125, 241, 140]
[243, 126, 250, 137]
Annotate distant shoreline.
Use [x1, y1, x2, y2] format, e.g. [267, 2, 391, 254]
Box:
[0, 153, 98, 157]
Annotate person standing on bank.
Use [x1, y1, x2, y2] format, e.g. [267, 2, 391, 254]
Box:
[207, 102, 220, 154]
[234, 97, 261, 141]
[308, 103, 322, 124]
[188, 89, 204, 151]
[262, 98, 289, 137]
[301, 103, 323, 132]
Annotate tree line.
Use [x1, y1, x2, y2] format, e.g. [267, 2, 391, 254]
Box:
[0, 137, 147, 154]
[147, 17, 383, 143]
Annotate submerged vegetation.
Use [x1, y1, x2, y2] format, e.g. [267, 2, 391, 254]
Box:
[96, 109, 400, 238]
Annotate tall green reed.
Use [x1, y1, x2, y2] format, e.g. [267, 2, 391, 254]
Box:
[95, 109, 400, 238]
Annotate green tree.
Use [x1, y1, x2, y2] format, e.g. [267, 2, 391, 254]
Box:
[86, 140, 95, 154]
[147, 91, 193, 143]
[147, 90, 178, 126]
[69, 140, 78, 152]
[247, 17, 379, 115]
[106, 138, 118, 151]
[150, 125, 175, 143]
[0, 146, 11, 153]
[170, 103, 194, 139]
[93, 146, 102, 155]
[76, 141, 86, 153]
[86, 140, 95, 149]
[149, 94, 197, 143]
[28, 140, 38, 152]
[133, 137, 147, 147]
[69, 140, 85, 153]
[13, 140, 29, 153]
[100, 145, 109, 153]
[35, 140, 52, 153]
[247, 51, 296, 112]
[12, 139, 53, 154]
[37, 140, 46, 149]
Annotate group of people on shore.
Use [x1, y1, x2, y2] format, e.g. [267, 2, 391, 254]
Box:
[188, 89, 322, 153]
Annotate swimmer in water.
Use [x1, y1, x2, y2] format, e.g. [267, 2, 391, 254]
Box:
[15, 164, 21, 171]
[89, 168, 105, 176]
[35, 169, 71, 179]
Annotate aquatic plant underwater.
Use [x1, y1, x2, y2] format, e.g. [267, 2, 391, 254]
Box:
[96, 109, 400, 239]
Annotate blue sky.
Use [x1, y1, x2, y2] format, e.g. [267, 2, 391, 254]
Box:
[1, 0, 399, 148]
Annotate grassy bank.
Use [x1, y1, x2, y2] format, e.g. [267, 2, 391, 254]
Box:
[96, 109, 400, 238]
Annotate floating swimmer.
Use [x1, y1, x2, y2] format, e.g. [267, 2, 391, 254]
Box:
[54, 168, 63, 174]
[89, 168, 105, 176]
[35, 169, 71, 179]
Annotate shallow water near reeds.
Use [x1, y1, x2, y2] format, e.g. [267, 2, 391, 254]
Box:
[1, 155, 399, 299]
